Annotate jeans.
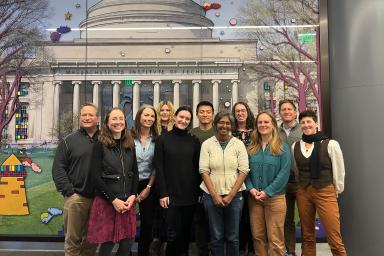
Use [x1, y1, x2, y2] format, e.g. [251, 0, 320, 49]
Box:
[203, 192, 243, 256]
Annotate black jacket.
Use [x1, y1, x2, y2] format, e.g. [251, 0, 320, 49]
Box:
[91, 140, 139, 202]
[52, 128, 99, 198]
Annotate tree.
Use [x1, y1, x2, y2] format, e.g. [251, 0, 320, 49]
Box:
[240, 0, 320, 113]
[0, 0, 49, 144]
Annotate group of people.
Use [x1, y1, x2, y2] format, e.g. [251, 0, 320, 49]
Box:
[52, 99, 347, 256]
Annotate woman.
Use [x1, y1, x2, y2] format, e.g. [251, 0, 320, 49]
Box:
[231, 101, 255, 254]
[232, 101, 255, 147]
[200, 111, 249, 256]
[246, 111, 291, 256]
[131, 105, 159, 256]
[87, 108, 138, 256]
[156, 101, 175, 135]
[293, 110, 346, 256]
[154, 106, 201, 255]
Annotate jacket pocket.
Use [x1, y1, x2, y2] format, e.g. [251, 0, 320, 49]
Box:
[102, 174, 122, 198]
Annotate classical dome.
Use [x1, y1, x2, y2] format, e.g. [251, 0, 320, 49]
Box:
[79, 0, 214, 39]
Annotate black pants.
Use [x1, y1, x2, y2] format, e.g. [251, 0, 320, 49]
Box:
[99, 238, 132, 256]
[166, 205, 196, 256]
[239, 192, 254, 253]
[194, 200, 210, 256]
[138, 179, 157, 256]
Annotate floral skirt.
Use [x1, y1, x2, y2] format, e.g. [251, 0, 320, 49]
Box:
[87, 196, 136, 244]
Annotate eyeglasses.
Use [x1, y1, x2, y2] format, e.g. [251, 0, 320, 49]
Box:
[235, 109, 247, 113]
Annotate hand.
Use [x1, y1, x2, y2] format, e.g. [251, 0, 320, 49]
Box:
[222, 193, 235, 206]
[212, 193, 225, 207]
[249, 188, 258, 200]
[125, 195, 136, 210]
[136, 186, 150, 203]
[112, 198, 129, 213]
[160, 197, 170, 208]
[255, 191, 269, 202]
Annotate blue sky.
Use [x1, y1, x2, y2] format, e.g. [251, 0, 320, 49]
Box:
[44, 0, 246, 41]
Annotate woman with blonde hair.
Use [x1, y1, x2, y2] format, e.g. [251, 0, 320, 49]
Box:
[156, 101, 175, 135]
[246, 111, 291, 256]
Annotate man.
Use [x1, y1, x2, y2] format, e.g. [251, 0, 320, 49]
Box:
[190, 101, 215, 256]
[278, 99, 302, 256]
[52, 103, 99, 256]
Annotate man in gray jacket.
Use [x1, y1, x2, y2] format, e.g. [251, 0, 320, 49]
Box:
[52, 103, 99, 256]
[279, 99, 302, 256]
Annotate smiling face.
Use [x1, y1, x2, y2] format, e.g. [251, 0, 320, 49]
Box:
[140, 107, 156, 129]
[107, 109, 125, 136]
[256, 113, 274, 137]
[215, 115, 232, 138]
[279, 102, 297, 124]
[174, 110, 191, 130]
[234, 103, 248, 124]
[197, 105, 214, 125]
[159, 104, 171, 123]
[80, 105, 98, 129]
[300, 116, 318, 135]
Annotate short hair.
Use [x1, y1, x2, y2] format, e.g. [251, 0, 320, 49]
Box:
[299, 110, 318, 122]
[278, 99, 296, 111]
[80, 103, 99, 115]
[196, 101, 214, 114]
[213, 111, 235, 127]
[175, 105, 193, 119]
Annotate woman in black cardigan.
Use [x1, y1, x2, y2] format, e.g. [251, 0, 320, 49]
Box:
[155, 106, 201, 255]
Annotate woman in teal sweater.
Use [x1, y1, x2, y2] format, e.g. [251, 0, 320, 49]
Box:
[245, 111, 291, 256]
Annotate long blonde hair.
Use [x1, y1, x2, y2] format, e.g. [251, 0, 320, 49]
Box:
[248, 111, 283, 155]
[156, 101, 175, 132]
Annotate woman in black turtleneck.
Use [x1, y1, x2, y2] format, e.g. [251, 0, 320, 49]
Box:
[154, 106, 201, 255]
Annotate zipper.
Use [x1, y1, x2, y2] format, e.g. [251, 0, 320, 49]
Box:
[118, 141, 127, 198]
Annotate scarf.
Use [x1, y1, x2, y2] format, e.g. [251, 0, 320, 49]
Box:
[302, 131, 328, 179]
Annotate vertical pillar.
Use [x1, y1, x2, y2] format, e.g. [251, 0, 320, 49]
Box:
[211, 80, 221, 113]
[172, 80, 181, 110]
[92, 81, 101, 108]
[111, 81, 121, 108]
[53, 81, 62, 138]
[329, 0, 384, 254]
[152, 80, 162, 107]
[231, 80, 239, 105]
[72, 81, 81, 119]
[192, 80, 201, 127]
[132, 81, 141, 119]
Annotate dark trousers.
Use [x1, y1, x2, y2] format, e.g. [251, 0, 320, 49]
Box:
[284, 191, 297, 254]
[239, 192, 253, 253]
[194, 200, 210, 256]
[165, 205, 196, 256]
[138, 179, 157, 256]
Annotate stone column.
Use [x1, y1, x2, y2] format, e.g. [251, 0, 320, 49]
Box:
[152, 80, 162, 107]
[53, 81, 62, 135]
[211, 80, 221, 113]
[132, 81, 141, 119]
[231, 80, 239, 105]
[192, 80, 201, 127]
[111, 81, 121, 108]
[72, 81, 81, 119]
[92, 81, 102, 108]
[172, 80, 181, 110]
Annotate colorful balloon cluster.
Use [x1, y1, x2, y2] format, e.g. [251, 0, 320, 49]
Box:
[50, 26, 71, 42]
[202, 2, 221, 11]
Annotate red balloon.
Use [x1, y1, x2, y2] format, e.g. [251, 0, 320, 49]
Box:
[211, 3, 221, 9]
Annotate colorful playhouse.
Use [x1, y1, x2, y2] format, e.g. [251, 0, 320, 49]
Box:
[0, 154, 29, 215]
